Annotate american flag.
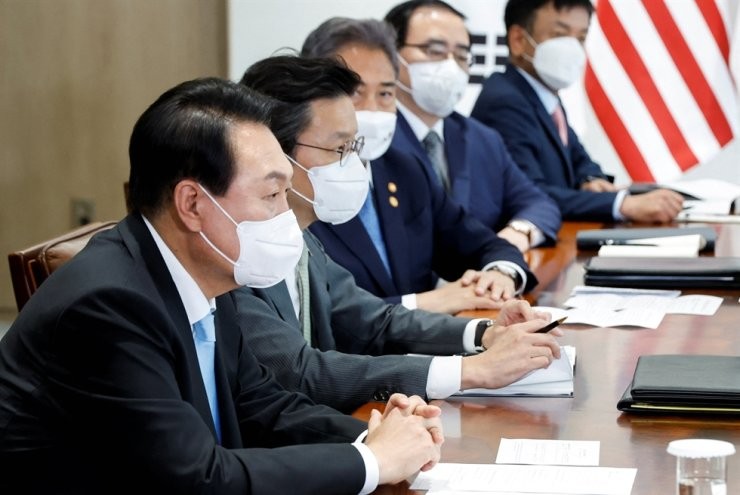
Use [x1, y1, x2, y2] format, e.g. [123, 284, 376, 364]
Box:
[584, 0, 738, 182]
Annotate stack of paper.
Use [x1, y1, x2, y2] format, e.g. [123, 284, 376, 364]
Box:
[454, 346, 576, 397]
[597, 234, 703, 258]
[411, 438, 637, 494]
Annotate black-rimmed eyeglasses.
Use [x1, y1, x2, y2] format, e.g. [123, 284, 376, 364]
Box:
[404, 40, 473, 67]
[294, 136, 365, 166]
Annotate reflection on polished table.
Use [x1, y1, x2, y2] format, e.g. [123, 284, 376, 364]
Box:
[355, 221, 740, 495]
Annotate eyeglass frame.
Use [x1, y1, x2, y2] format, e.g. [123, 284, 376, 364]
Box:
[403, 40, 473, 67]
[294, 136, 365, 166]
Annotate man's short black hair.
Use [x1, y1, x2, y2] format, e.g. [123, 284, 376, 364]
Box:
[128, 77, 273, 216]
[505, 0, 594, 33]
[240, 55, 361, 156]
[384, 0, 466, 48]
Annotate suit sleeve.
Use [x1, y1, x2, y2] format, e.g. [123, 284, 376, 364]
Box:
[487, 128, 562, 243]
[473, 86, 616, 222]
[52, 288, 367, 494]
[234, 241, 470, 413]
[424, 162, 537, 291]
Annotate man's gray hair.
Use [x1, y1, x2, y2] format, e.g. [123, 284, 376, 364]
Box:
[301, 17, 399, 76]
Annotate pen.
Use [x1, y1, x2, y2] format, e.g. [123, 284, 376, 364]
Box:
[601, 240, 658, 246]
[535, 316, 568, 334]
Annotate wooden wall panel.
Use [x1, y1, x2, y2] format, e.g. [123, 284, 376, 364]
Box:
[0, 0, 227, 312]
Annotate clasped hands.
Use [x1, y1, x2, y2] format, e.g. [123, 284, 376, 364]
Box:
[416, 268, 516, 314]
[365, 393, 444, 485]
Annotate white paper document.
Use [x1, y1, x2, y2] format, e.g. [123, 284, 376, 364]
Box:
[453, 346, 575, 397]
[538, 286, 724, 329]
[410, 463, 637, 495]
[663, 178, 740, 200]
[597, 233, 704, 258]
[539, 305, 665, 329]
[597, 244, 698, 257]
[495, 438, 600, 466]
[564, 293, 723, 316]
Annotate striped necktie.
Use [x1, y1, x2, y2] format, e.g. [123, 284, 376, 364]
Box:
[422, 130, 450, 191]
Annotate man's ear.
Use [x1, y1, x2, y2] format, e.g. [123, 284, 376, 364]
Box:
[172, 179, 205, 233]
[508, 25, 528, 59]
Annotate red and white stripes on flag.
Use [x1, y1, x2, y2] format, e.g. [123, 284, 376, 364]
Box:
[584, 0, 738, 182]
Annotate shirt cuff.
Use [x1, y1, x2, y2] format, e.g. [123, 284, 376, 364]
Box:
[612, 189, 629, 221]
[353, 431, 379, 495]
[401, 293, 417, 310]
[426, 355, 463, 399]
[482, 260, 527, 295]
[462, 318, 486, 353]
[529, 225, 545, 247]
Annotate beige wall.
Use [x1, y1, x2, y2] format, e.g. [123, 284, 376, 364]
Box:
[0, 0, 227, 312]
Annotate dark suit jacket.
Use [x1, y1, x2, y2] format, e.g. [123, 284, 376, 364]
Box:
[309, 145, 536, 304]
[0, 214, 366, 494]
[471, 63, 617, 221]
[235, 231, 471, 413]
[394, 111, 561, 242]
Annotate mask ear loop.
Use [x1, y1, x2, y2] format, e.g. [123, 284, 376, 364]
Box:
[197, 183, 239, 267]
[284, 154, 320, 207]
[521, 30, 538, 63]
[395, 55, 414, 95]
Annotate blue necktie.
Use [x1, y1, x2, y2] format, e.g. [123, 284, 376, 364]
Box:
[193, 312, 221, 443]
[358, 193, 392, 276]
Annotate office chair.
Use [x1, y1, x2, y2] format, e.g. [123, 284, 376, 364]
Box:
[8, 221, 117, 311]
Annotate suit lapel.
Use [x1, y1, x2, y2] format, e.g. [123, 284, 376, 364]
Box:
[442, 114, 471, 208]
[505, 66, 575, 185]
[394, 114, 437, 178]
[370, 156, 412, 294]
[121, 214, 220, 442]
[258, 282, 300, 328]
[326, 205, 399, 297]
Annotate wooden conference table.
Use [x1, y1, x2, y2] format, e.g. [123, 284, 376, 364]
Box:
[355, 221, 740, 495]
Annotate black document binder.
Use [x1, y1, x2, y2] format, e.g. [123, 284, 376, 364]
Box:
[583, 256, 740, 289]
[618, 355, 740, 414]
[576, 226, 716, 252]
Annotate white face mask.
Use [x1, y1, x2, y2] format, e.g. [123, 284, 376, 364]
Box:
[356, 110, 397, 161]
[287, 152, 369, 225]
[397, 56, 469, 118]
[525, 34, 586, 91]
[198, 185, 304, 288]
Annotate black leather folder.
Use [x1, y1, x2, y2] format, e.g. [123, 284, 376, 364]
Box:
[618, 355, 740, 414]
[583, 256, 740, 288]
[576, 226, 716, 252]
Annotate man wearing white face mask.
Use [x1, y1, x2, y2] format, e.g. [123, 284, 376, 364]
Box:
[472, 0, 683, 223]
[0, 78, 446, 494]
[384, 0, 561, 257]
[303, 16, 548, 315]
[236, 55, 562, 414]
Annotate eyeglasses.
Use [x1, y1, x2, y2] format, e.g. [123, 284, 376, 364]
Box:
[294, 136, 365, 166]
[404, 40, 473, 66]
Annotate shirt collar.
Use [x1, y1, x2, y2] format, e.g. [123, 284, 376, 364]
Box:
[515, 66, 560, 114]
[396, 100, 445, 143]
[142, 216, 215, 326]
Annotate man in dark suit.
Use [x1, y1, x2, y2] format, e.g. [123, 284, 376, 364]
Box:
[0, 78, 444, 494]
[471, 0, 683, 222]
[237, 55, 562, 413]
[300, 17, 541, 314]
[382, 1, 561, 253]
